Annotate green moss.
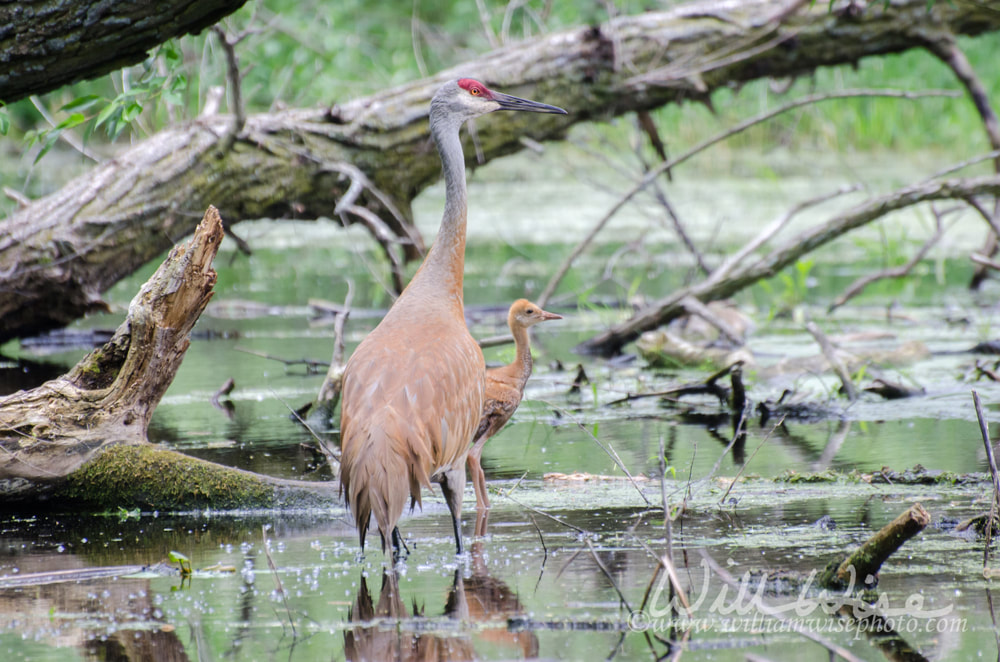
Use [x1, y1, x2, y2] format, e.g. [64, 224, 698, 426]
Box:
[776, 468, 842, 483]
[60, 444, 279, 511]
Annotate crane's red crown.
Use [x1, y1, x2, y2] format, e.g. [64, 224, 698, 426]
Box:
[457, 78, 492, 99]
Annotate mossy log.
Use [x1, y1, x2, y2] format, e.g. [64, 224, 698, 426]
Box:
[0, 206, 339, 510]
[4, 0, 1000, 343]
[56, 445, 337, 511]
[818, 502, 931, 591]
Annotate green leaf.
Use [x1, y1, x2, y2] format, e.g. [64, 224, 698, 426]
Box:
[162, 41, 182, 65]
[34, 129, 61, 163]
[59, 94, 102, 113]
[0, 112, 9, 136]
[55, 113, 86, 130]
[122, 101, 143, 123]
[95, 101, 119, 127]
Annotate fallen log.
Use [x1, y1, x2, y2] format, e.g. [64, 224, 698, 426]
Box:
[5, 0, 1000, 343]
[0, 206, 339, 509]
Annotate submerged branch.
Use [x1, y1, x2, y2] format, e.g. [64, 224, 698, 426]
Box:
[819, 503, 931, 590]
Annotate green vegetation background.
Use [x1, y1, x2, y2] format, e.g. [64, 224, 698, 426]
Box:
[3, 0, 999, 204]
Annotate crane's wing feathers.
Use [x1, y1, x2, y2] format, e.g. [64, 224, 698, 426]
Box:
[339, 317, 484, 550]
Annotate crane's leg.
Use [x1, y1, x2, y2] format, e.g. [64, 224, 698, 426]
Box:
[437, 466, 466, 555]
[391, 526, 410, 559]
[467, 446, 490, 510]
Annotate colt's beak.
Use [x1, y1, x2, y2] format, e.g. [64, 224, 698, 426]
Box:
[539, 310, 563, 321]
[493, 91, 567, 115]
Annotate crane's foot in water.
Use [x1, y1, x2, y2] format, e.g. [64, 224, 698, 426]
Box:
[391, 526, 410, 560]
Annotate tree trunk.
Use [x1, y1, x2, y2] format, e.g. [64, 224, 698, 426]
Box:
[2, 0, 1000, 343]
[0, 0, 248, 104]
[0, 206, 339, 508]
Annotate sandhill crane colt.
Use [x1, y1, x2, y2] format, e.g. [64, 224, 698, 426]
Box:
[339, 79, 566, 561]
[468, 299, 561, 512]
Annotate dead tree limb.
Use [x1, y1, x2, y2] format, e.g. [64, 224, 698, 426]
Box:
[818, 503, 930, 590]
[0, 206, 337, 508]
[4, 0, 1000, 342]
[577, 173, 1000, 356]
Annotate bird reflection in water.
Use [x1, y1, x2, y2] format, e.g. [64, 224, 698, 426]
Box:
[345, 540, 538, 661]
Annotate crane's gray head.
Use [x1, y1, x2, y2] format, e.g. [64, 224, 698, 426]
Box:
[430, 78, 567, 127]
[509, 298, 562, 330]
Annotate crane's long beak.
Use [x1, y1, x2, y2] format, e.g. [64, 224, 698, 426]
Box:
[539, 310, 563, 321]
[493, 91, 567, 115]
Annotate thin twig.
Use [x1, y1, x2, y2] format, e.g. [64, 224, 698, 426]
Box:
[707, 184, 860, 288]
[271, 389, 338, 467]
[963, 195, 1000, 238]
[541, 400, 652, 506]
[828, 205, 950, 312]
[718, 416, 784, 504]
[805, 321, 858, 401]
[528, 514, 548, 595]
[973, 390, 1000, 572]
[632, 534, 691, 615]
[318, 280, 353, 405]
[210, 26, 246, 152]
[28, 95, 100, 161]
[502, 492, 587, 534]
[262, 525, 297, 636]
[234, 346, 329, 372]
[702, 405, 749, 486]
[585, 537, 632, 613]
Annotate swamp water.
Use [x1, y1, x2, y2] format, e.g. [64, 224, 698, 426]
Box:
[2, 151, 1000, 660]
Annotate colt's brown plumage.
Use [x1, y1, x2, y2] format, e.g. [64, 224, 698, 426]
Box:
[468, 299, 561, 511]
[338, 80, 566, 560]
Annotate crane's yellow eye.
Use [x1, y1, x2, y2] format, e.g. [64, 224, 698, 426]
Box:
[470, 87, 481, 95]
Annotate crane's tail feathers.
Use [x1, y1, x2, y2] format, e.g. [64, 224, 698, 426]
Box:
[343, 441, 411, 553]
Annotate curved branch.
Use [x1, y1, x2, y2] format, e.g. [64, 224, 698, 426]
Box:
[576, 173, 1000, 356]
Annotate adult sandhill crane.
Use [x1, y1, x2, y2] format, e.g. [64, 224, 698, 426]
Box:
[339, 79, 566, 562]
[468, 299, 561, 512]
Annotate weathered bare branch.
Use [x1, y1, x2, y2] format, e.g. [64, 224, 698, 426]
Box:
[536, 88, 956, 309]
[577, 173, 1000, 356]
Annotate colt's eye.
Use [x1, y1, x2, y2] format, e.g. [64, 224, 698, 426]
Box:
[526, 308, 535, 314]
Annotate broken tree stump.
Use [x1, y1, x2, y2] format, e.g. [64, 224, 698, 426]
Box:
[0, 206, 339, 510]
[819, 502, 931, 590]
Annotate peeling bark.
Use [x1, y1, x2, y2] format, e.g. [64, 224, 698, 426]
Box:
[3, 0, 1000, 342]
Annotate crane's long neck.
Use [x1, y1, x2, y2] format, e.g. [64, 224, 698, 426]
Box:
[511, 322, 533, 384]
[403, 111, 468, 313]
